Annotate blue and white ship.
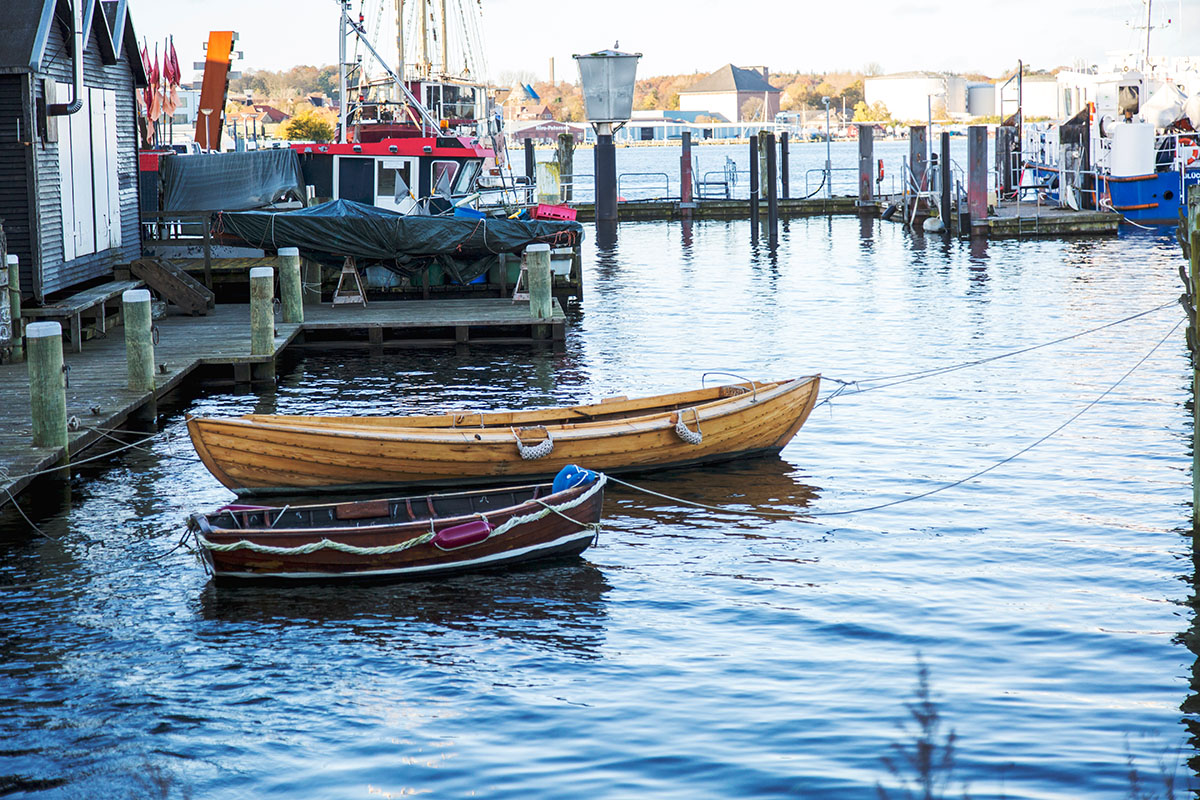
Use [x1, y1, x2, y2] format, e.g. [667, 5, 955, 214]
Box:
[1019, 3, 1200, 225]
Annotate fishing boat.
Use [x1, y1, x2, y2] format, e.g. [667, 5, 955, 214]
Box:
[186, 376, 821, 495]
[187, 466, 606, 582]
[1012, 1, 1200, 225]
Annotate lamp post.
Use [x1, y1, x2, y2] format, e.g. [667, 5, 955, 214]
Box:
[573, 46, 641, 225]
[821, 96, 832, 198]
[199, 108, 214, 151]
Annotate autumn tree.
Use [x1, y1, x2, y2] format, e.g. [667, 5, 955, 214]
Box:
[852, 100, 893, 123]
[280, 107, 334, 142]
[740, 96, 765, 122]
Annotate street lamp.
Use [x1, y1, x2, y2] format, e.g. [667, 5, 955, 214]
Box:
[821, 96, 831, 198]
[573, 46, 641, 225]
[199, 108, 214, 151]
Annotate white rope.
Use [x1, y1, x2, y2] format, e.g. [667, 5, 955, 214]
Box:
[513, 426, 554, 459]
[196, 474, 607, 556]
[674, 408, 703, 445]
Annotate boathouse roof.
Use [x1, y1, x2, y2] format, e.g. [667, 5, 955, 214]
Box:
[681, 64, 781, 95]
[0, 0, 146, 83]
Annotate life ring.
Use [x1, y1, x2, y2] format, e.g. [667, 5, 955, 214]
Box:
[1180, 136, 1200, 166]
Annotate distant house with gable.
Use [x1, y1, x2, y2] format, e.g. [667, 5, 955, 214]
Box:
[678, 64, 781, 123]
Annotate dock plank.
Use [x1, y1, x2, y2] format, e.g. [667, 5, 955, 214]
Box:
[0, 299, 565, 508]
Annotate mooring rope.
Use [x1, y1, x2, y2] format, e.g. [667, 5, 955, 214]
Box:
[194, 473, 607, 556]
[613, 315, 1184, 520]
[816, 299, 1177, 407]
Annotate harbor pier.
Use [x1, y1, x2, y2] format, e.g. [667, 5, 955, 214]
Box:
[0, 298, 566, 509]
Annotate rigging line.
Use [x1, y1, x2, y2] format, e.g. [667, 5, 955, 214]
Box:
[818, 299, 1177, 400]
[613, 315, 1184, 520]
[805, 315, 1186, 516]
[1, 483, 57, 541]
[0, 429, 167, 486]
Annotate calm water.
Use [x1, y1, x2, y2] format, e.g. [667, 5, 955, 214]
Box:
[559, 137, 975, 201]
[1, 209, 1196, 798]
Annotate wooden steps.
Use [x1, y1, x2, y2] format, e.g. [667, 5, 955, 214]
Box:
[130, 257, 215, 316]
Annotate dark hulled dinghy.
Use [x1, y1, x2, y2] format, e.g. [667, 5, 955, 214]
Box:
[187, 467, 605, 583]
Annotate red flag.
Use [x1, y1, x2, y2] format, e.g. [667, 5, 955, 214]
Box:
[167, 37, 181, 86]
[151, 44, 160, 89]
[140, 39, 152, 111]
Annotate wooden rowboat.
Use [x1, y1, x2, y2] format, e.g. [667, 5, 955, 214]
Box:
[187, 470, 606, 582]
[186, 376, 820, 495]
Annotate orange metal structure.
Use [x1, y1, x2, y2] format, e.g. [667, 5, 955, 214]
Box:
[195, 31, 235, 150]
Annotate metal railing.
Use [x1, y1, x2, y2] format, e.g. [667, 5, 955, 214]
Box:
[617, 172, 674, 201]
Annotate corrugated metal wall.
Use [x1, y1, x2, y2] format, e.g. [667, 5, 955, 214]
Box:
[0, 74, 35, 298]
[32, 19, 139, 299]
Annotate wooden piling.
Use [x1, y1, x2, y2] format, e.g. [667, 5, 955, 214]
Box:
[26, 321, 67, 457]
[278, 247, 303, 324]
[7, 254, 21, 361]
[249, 266, 275, 356]
[301, 258, 321, 306]
[857, 124, 874, 207]
[967, 125, 988, 234]
[940, 132, 952, 233]
[758, 132, 770, 200]
[524, 138, 535, 203]
[680, 131, 693, 212]
[765, 132, 779, 245]
[123, 289, 155, 393]
[556, 133, 575, 203]
[779, 132, 790, 200]
[749, 135, 759, 221]
[1188, 185, 1200, 527]
[525, 244, 552, 320]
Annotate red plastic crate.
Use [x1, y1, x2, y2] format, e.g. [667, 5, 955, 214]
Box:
[531, 203, 577, 221]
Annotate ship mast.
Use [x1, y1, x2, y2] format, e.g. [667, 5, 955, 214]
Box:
[1145, 0, 1153, 66]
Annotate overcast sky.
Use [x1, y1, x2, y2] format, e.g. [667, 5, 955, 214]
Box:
[131, 0, 1200, 83]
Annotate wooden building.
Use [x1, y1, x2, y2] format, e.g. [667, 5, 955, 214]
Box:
[0, 0, 147, 302]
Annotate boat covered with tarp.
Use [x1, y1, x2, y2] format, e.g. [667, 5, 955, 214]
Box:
[214, 199, 583, 283]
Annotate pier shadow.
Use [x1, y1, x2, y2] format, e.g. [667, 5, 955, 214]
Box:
[197, 561, 612, 659]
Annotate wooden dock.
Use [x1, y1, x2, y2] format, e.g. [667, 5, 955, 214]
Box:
[572, 196, 862, 222]
[0, 299, 565, 508]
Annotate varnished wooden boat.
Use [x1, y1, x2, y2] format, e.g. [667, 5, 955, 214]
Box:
[187, 471, 606, 582]
[186, 376, 820, 495]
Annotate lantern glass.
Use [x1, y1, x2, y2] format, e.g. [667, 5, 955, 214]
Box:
[573, 49, 641, 123]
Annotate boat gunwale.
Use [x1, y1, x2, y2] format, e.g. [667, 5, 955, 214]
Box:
[201, 480, 595, 539]
[193, 376, 819, 446]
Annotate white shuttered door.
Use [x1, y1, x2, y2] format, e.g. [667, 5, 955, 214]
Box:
[90, 88, 110, 252]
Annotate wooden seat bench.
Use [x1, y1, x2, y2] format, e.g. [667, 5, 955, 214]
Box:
[22, 279, 144, 353]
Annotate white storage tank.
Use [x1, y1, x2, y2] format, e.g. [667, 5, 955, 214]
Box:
[1109, 122, 1155, 176]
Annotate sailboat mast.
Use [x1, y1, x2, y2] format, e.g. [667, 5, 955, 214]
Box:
[338, 0, 348, 142]
[1145, 0, 1153, 64]
[419, 0, 428, 76]
[395, 0, 405, 82]
[440, 0, 448, 76]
